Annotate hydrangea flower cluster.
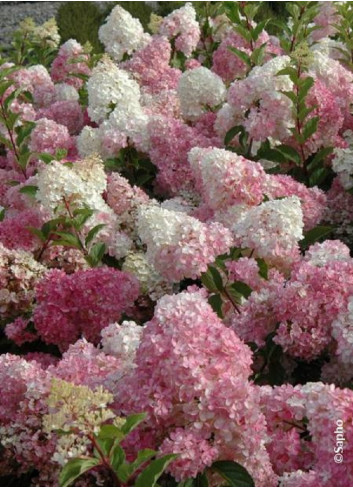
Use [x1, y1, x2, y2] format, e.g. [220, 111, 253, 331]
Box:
[137, 204, 233, 281]
[2, 2, 353, 486]
[33, 267, 139, 350]
[116, 289, 277, 486]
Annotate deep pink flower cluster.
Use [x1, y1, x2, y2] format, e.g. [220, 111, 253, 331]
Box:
[34, 267, 139, 350]
[51, 39, 91, 89]
[148, 116, 219, 195]
[0, 208, 45, 252]
[212, 30, 281, 83]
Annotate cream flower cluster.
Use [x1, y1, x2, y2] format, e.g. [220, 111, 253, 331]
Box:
[99, 5, 150, 61]
[178, 67, 226, 121]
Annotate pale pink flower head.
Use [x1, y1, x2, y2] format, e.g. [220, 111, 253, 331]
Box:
[29, 118, 73, 155]
[122, 36, 181, 94]
[159, 3, 200, 57]
[160, 427, 219, 481]
[189, 147, 266, 210]
[274, 259, 353, 360]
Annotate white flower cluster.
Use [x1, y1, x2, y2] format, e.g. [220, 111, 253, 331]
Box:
[0, 243, 47, 317]
[304, 241, 351, 267]
[54, 83, 79, 102]
[86, 56, 150, 152]
[238, 55, 293, 105]
[99, 5, 150, 61]
[332, 131, 353, 189]
[232, 196, 304, 267]
[35, 18, 61, 48]
[101, 320, 143, 368]
[138, 203, 186, 249]
[76, 125, 102, 157]
[122, 251, 174, 300]
[178, 67, 226, 121]
[36, 156, 108, 214]
[43, 379, 118, 466]
[87, 56, 141, 123]
[332, 296, 353, 366]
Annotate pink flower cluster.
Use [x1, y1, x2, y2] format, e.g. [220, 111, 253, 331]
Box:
[260, 382, 353, 486]
[1, 2, 353, 486]
[116, 289, 277, 486]
[34, 267, 139, 350]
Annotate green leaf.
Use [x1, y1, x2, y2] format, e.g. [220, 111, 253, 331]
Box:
[256, 258, 268, 280]
[193, 471, 209, 486]
[302, 116, 319, 140]
[178, 478, 194, 487]
[98, 424, 123, 440]
[0, 207, 5, 221]
[17, 151, 32, 171]
[308, 167, 330, 187]
[208, 266, 223, 291]
[276, 145, 301, 165]
[299, 225, 333, 249]
[4, 88, 22, 112]
[41, 218, 63, 238]
[110, 444, 126, 473]
[228, 46, 251, 67]
[269, 19, 291, 36]
[37, 152, 55, 164]
[27, 226, 45, 241]
[224, 125, 243, 146]
[208, 294, 223, 319]
[201, 268, 220, 293]
[55, 148, 68, 160]
[86, 242, 106, 266]
[297, 105, 317, 122]
[229, 281, 252, 299]
[16, 121, 35, 147]
[306, 147, 333, 172]
[85, 224, 105, 246]
[52, 232, 82, 249]
[0, 80, 12, 98]
[251, 20, 268, 42]
[117, 449, 156, 483]
[234, 24, 252, 43]
[59, 457, 100, 487]
[298, 76, 314, 102]
[223, 2, 240, 23]
[94, 437, 115, 458]
[72, 208, 94, 230]
[280, 90, 297, 104]
[251, 43, 267, 65]
[0, 132, 12, 150]
[212, 460, 255, 487]
[277, 67, 299, 84]
[121, 413, 147, 437]
[19, 185, 38, 197]
[135, 454, 177, 487]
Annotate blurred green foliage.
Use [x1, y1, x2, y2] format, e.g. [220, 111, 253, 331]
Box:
[56, 1, 105, 52]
